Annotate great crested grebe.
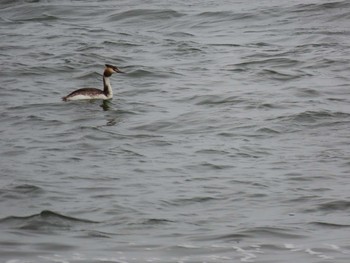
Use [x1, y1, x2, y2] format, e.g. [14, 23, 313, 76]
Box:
[62, 64, 124, 101]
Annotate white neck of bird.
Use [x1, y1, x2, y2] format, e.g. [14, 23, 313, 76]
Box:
[103, 76, 113, 97]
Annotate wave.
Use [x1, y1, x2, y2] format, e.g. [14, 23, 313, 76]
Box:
[140, 218, 175, 225]
[310, 221, 350, 228]
[161, 196, 222, 208]
[193, 226, 306, 243]
[316, 200, 350, 212]
[194, 10, 258, 25]
[292, 1, 350, 13]
[0, 184, 44, 199]
[0, 210, 98, 231]
[107, 9, 183, 23]
[271, 110, 350, 125]
[192, 94, 244, 106]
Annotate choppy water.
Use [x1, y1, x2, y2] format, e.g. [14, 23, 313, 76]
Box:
[1, 0, 350, 262]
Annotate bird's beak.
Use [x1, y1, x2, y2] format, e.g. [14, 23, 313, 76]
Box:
[115, 68, 124, 73]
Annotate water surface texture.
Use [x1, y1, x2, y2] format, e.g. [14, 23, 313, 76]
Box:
[1, 0, 350, 262]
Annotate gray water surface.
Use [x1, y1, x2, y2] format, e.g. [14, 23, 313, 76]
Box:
[1, 0, 350, 262]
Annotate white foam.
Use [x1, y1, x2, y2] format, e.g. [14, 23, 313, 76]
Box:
[232, 245, 258, 262]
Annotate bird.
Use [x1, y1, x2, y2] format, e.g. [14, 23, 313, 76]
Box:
[62, 64, 124, 101]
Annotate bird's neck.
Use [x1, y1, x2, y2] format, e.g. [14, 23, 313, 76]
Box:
[103, 76, 113, 98]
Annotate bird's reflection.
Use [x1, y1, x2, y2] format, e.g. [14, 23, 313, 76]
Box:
[100, 100, 111, 111]
[99, 100, 120, 126]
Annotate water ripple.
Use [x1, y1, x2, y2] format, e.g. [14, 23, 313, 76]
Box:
[1, 0, 350, 262]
